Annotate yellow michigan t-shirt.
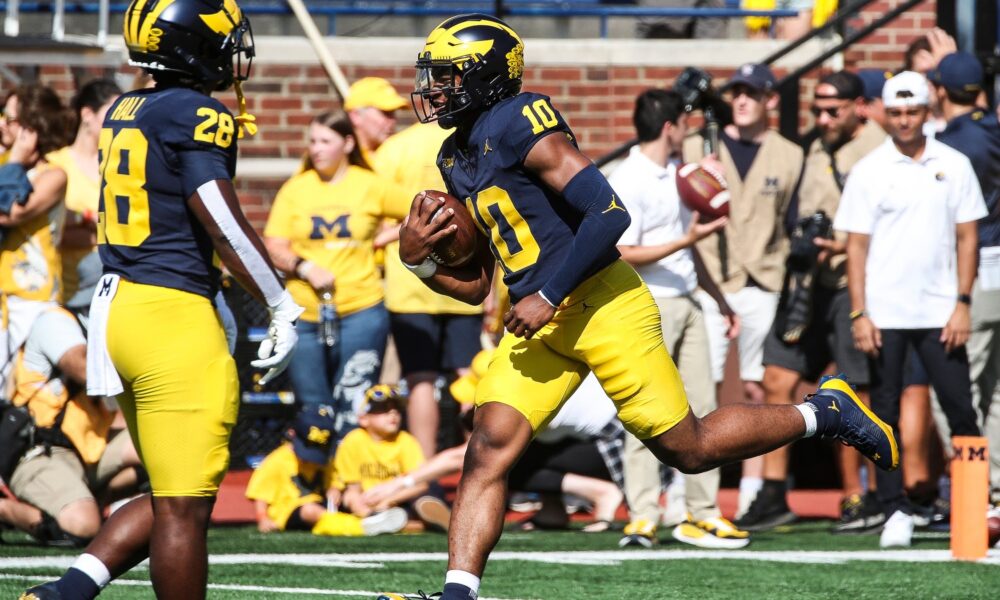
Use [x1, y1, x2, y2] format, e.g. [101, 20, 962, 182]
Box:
[333, 428, 425, 491]
[245, 442, 335, 529]
[264, 165, 410, 321]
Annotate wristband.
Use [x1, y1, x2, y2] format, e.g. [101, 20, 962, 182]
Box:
[849, 309, 866, 321]
[295, 259, 314, 279]
[402, 257, 438, 279]
[958, 293, 972, 306]
[400, 475, 417, 488]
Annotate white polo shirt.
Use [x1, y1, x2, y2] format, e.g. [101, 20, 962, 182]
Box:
[610, 146, 697, 298]
[834, 137, 986, 329]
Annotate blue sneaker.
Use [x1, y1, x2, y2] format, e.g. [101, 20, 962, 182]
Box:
[377, 593, 441, 600]
[805, 375, 899, 471]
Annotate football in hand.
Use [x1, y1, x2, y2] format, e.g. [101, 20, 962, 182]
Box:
[676, 163, 730, 219]
[421, 190, 478, 267]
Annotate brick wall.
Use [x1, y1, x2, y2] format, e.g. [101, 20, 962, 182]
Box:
[6, 1, 936, 229]
[845, 0, 938, 69]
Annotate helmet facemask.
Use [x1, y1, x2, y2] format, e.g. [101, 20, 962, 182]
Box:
[412, 55, 474, 129]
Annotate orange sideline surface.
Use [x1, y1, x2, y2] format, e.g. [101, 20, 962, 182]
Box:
[212, 470, 842, 524]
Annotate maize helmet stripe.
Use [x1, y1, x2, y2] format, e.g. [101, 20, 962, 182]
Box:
[422, 17, 523, 62]
[200, 0, 242, 36]
[137, 0, 177, 49]
[125, 0, 152, 46]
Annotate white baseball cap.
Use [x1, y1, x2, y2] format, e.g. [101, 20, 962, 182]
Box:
[882, 70, 929, 108]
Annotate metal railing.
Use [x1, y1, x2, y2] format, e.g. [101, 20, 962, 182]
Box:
[1, 0, 798, 41]
[594, 0, 924, 166]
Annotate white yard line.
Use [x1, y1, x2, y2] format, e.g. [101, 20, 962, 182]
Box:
[0, 573, 526, 600]
[1, 549, 999, 572]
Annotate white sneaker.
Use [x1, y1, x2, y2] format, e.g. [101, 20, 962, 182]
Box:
[362, 507, 408, 536]
[879, 510, 914, 548]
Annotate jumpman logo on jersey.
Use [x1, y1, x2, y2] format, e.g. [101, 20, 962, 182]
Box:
[483, 139, 493, 155]
[602, 194, 626, 214]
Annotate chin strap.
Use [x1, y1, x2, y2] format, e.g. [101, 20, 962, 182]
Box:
[233, 79, 257, 138]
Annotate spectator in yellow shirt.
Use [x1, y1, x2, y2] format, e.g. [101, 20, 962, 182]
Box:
[46, 79, 121, 299]
[336, 384, 451, 531]
[344, 77, 409, 164]
[264, 111, 411, 438]
[245, 403, 407, 536]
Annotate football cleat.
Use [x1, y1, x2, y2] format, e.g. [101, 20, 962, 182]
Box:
[805, 375, 899, 471]
[672, 516, 750, 549]
[19, 582, 63, 600]
[376, 592, 441, 600]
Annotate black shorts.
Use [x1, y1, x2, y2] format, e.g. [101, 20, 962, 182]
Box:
[389, 312, 482, 375]
[285, 502, 325, 531]
[763, 285, 871, 385]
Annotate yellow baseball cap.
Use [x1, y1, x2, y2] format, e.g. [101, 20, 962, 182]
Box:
[344, 77, 408, 112]
[449, 349, 495, 405]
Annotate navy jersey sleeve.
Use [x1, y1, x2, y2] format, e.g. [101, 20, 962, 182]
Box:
[161, 93, 238, 200]
[498, 93, 575, 167]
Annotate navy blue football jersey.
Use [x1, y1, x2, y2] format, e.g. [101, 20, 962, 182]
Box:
[437, 92, 615, 302]
[97, 86, 237, 299]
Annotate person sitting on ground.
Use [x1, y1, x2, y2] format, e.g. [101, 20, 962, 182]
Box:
[334, 384, 451, 531]
[245, 403, 408, 537]
[0, 253, 143, 547]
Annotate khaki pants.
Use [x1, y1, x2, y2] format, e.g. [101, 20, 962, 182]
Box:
[623, 295, 720, 523]
[9, 430, 130, 518]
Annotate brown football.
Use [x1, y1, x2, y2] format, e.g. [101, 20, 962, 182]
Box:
[676, 162, 730, 219]
[989, 510, 1000, 548]
[422, 190, 478, 267]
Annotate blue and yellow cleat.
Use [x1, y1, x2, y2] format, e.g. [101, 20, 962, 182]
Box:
[19, 582, 63, 600]
[805, 374, 899, 471]
[376, 593, 441, 600]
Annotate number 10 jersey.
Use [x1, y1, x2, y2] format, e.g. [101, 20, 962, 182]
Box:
[97, 86, 238, 299]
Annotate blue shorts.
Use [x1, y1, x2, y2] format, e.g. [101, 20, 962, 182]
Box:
[389, 312, 482, 375]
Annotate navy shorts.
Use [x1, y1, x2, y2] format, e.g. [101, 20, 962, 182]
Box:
[389, 312, 482, 375]
[763, 284, 871, 385]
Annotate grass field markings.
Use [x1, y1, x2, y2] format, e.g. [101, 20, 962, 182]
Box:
[0, 574, 527, 600]
[3, 549, 999, 571]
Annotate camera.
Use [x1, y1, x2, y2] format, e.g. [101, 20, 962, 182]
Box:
[671, 67, 732, 155]
[787, 211, 833, 273]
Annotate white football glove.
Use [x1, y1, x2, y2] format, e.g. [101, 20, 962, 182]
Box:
[251, 290, 304, 386]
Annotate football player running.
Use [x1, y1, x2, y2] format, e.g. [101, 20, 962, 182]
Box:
[387, 14, 900, 600]
[22, 1, 302, 599]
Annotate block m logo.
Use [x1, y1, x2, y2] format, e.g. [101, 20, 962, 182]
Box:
[310, 214, 351, 240]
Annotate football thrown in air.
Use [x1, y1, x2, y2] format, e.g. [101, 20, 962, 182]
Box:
[676, 163, 730, 219]
[422, 190, 478, 268]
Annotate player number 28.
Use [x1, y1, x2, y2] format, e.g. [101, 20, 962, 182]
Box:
[521, 99, 558, 135]
[193, 107, 235, 149]
[97, 127, 150, 247]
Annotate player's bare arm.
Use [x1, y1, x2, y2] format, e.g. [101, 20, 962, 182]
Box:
[399, 191, 495, 304]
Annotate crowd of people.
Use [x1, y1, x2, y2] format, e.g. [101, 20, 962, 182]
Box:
[0, 5, 997, 599]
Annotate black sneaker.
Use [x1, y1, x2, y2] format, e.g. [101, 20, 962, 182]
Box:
[831, 492, 884, 534]
[734, 492, 797, 532]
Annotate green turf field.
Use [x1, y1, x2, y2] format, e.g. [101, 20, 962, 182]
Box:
[3, 521, 999, 599]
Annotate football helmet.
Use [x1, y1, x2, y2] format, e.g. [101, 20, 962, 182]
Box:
[412, 14, 524, 128]
[123, 0, 254, 91]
